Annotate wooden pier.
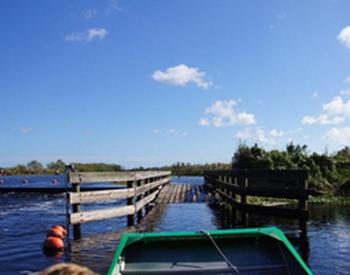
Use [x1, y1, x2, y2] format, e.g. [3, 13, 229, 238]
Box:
[204, 169, 310, 235]
[64, 165, 314, 241]
[157, 184, 205, 203]
[65, 167, 171, 240]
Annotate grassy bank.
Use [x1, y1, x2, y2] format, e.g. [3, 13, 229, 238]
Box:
[247, 195, 350, 206]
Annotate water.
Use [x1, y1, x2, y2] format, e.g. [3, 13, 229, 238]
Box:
[0, 175, 349, 274]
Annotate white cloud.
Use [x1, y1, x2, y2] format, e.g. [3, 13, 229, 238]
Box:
[236, 112, 256, 125]
[345, 76, 350, 83]
[312, 91, 318, 98]
[301, 114, 345, 125]
[325, 127, 350, 144]
[256, 128, 271, 143]
[82, 9, 97, 19]
[302, 95, 350, 126]
[200, 100, 256, 127]
[270, 129, 284, 137]
[152, 64, 213, 89]
[199, 118, 210, 126]
[338, 26, 350, 48]
[65, 28, 108, 42]
[236, 127, 284, 145]
[236, 128, 254, 140]
[323, 96, 350, 115]
[153, 129, 160, 134]
[20, 128, 32, 134]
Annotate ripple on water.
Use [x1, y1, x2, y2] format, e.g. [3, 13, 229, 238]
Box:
[0, 176, 350, 275]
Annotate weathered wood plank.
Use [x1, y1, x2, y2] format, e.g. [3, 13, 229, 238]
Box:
[69, 177, 171, 204]
[204, 169, 307, 183]
[169, 185, 177, 203]
[215, 188, 307, 219]
[69, 204, 135, 225]
[70, 189, 160, 225]
[136, 177, 170, 195]
[69, 188, 133, 204]
[68, 171, 171, 184]
[135, 190, 159, 212]
[206, 176, 308, 199]
[179, 183, 185, 202]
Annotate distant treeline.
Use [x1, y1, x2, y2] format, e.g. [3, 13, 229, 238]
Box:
[0, 160, 230, 177]
[0, 160, 123, 175]
[232, 143, 350, 195]
[129, 162, 231, 176]
[1, 143, 349, 195]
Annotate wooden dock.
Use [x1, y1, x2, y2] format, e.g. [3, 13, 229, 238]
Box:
[203, 169, 311, 236]
[157, 184, 205, 203]
[65, 167, 171, 240]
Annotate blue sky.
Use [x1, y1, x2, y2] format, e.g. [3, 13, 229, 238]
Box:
[1, 0, 350, 168]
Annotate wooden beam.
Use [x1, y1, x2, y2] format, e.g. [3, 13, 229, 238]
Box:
[206, 176, 308, 199]
[69, 189, 160, 225]
[68, 171, 171, 184]
[204, 169, 307, 182]
[215, 188, 307, 219]
[68, 177, 170, 204]
[135, 177, 170, 195]
[135, 190, 159, 212]
[69, 188, 134, 204]
[69, 204, 135, 225]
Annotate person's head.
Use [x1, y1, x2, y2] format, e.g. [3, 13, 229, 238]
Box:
[40, 263, 97, 275]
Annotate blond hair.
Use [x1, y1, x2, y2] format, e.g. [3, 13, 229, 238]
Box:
[40, 263, 97, 275]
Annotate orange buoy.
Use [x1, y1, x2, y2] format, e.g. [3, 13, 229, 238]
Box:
[50, 224, 67, 237]
[42, 237, 64, 257]
[43, 236, 64, 250]
[47, 227, 65, 239]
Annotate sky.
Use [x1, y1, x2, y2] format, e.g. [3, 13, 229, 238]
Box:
[1, 0, 350, 168]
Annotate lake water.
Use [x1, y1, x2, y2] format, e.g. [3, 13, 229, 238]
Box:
[0, 175, 349, 274]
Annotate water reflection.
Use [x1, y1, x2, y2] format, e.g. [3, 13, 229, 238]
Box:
[1, 176, 348, 274]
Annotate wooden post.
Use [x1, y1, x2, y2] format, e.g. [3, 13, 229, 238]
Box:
[299, 179, 308, 238]
[127, 180, 134, 226]
[137, 179, 144, 222]
[144, 178, 150, 214]
[64, 165, 71, 241]
[72, 182, 81, 240]
[240, 177, 249, 227]
[228, 177, 236, 226]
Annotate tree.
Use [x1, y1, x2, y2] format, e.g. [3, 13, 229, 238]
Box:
[27, 160, 44, 174]
[47, 159, 66, 173]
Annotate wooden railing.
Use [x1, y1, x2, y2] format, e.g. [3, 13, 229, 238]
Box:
[65, 167, 171, 240]
[204, 169, 309, 233]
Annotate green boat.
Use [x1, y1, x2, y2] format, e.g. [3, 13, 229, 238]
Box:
[108, 227, 312, 275]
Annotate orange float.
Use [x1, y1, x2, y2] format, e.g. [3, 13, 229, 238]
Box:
[50, 224, 67, 237]
[43, 236, 64, 250]
[42, 236, 64, 257]
[47, 227, 65, 239]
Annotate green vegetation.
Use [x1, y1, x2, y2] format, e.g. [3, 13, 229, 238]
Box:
[130, 162, 231, 176]
[0, 160, 123, 175]
[1, 143, 349, 197]
[232, 143, 350, 195]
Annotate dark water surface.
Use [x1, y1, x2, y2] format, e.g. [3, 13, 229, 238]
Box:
[0, 175, 349, 274]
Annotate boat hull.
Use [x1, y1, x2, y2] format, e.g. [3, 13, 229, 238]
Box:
[108, 227, 312, 275]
